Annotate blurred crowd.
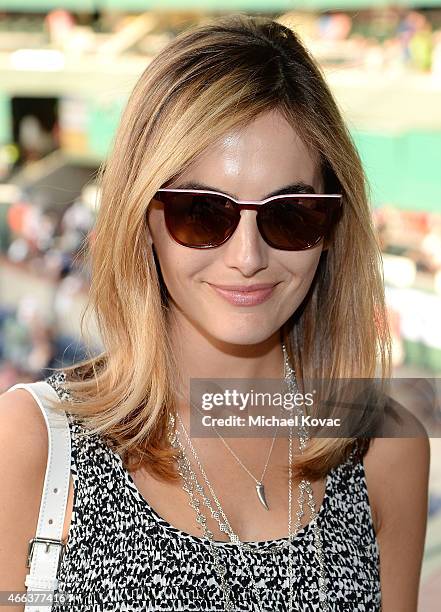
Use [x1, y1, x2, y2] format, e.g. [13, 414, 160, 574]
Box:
[308, 8, 441, 74]
[0, 6, 441, 75]
[0, 184, 96, 389]
[375, 207, 441, 276]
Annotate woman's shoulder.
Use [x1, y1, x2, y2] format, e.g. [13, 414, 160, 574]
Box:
[0, 372, 74, 471]
[0, 385, 49, 467]
[362, 425, 430, 537]
[369, 393, 431, 486]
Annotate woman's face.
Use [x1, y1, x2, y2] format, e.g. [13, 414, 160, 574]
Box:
[147, 108, 325, 346]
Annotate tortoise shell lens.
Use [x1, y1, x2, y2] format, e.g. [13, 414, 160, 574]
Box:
[152, 189, 342, 251]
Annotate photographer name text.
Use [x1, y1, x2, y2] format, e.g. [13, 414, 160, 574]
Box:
[200, 414, 341, 428]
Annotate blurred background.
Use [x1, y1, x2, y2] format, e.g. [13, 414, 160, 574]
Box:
[0, 0, 440, 608]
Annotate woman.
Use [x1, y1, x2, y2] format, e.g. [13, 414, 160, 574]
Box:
[0, 14, 430, 612]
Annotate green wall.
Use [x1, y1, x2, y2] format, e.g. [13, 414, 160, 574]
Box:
[352, 130, 441, 212]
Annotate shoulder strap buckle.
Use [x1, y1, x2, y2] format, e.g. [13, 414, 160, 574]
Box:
[27, 537, 65, 572]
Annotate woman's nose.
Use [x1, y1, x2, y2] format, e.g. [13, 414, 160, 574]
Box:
[221, 210, 269, 275]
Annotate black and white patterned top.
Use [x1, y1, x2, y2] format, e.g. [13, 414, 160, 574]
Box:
[44, 371, 382, 611]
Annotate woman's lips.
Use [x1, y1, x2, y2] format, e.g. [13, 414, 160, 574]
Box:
[209, 284, 276, 306]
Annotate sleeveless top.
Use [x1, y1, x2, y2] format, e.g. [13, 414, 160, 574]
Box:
[43, 371, 382, 611]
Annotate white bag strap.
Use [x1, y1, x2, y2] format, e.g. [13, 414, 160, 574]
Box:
[6, 380, 71, 610]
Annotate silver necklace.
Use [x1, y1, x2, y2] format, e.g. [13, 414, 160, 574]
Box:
[177, 389, 280, 511]
[168, 342, 329, 611]
[204, 416, 278, 511]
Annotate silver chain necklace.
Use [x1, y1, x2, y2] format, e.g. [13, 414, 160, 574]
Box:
[203, 416, 278, 511]
[176, 389, 280, 511]
[168, 342, 329, 611]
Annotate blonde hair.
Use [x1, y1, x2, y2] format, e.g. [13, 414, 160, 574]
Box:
[45, 13, 392, 482]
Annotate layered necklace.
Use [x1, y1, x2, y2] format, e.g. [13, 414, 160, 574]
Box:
[167, 342, 329, 611]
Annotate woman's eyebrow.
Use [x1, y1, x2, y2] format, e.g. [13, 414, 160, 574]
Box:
[173, 181, 316, 198]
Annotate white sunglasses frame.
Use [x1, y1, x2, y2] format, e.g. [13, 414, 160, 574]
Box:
[152, 188, 343, 251]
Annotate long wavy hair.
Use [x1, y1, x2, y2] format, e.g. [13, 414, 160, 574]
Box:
[45, 13, 392, 482]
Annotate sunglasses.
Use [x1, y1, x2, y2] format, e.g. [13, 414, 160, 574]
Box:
[151, 188, 343, 251]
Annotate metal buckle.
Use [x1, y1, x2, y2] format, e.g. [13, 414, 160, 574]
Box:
[27, 537, 65, 572]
